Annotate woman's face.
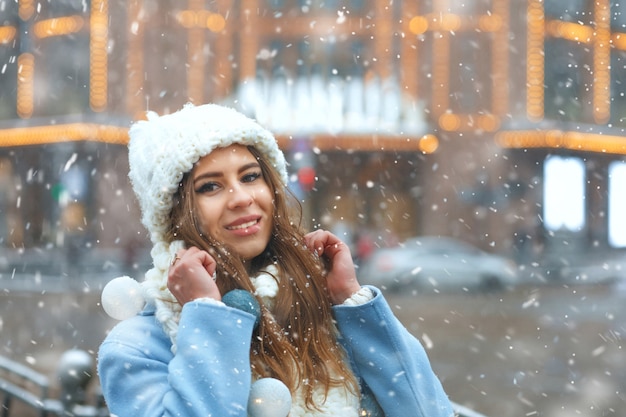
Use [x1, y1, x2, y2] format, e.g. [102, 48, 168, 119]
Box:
[192, 144, 274, 260]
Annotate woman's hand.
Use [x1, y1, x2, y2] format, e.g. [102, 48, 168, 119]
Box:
[304, 230, 361, 305]
[168, 246, 221, 305]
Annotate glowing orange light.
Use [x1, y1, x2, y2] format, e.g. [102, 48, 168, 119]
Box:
[177, 10, 225, 32]
[439, 13, 461, 31]
[0, 124, 129, 147]
[418, 134, 439, 154]
[408, 16, 428, 35]
[545, 21, 593, 43]
[18, 0, 35, 20]
[478, 15, 502, 32]
[177, 10, 196, 28]
[33, 16, 84, 39]
[496, 130, 626, 155]
[438, 113, 461, 131]
[17, 53, 34, 119]
[0, 26, 17, 44]
[526, 0, 544, 122]
[206, 13, 226, 32]
[90, 0, 109, 112]
[478, 114, 500, 132]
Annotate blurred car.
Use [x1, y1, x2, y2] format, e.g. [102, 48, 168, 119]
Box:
[358, 236, 519, 293]
[555, 255, 626, 285]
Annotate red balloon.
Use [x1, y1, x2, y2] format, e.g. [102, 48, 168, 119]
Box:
[297, 166, 316, 191]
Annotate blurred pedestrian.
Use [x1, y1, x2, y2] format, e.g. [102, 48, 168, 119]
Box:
[98, 103, 453, 417]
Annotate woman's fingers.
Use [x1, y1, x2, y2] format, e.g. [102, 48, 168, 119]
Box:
[168, 247, 220, 304]
[304, 229, 349, 260]
[304, 230, 361, 304]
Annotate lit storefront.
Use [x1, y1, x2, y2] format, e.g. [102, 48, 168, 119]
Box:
[0, 0, 625, 270]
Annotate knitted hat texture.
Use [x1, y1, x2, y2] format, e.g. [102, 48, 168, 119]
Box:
[128, 103, 288, 244]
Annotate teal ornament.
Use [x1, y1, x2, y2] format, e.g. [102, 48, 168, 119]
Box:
[222, 289, 261, 329]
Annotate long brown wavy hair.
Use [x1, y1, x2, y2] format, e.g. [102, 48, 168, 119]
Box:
[166, 145, 357, 409]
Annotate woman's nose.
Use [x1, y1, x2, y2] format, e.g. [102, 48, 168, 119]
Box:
[227, 184, 254, 208]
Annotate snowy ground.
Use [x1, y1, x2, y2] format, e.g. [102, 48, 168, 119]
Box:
[392, 284, 626, 416]
[1, 281, 625, 416]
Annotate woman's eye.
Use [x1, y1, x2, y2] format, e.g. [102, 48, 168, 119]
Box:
[242, 172, 261, 183]
[196, 182, 219, 193]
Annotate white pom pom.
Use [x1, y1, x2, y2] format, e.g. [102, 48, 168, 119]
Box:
[101, 276, 145, 320]
[248, 378, 292, 417]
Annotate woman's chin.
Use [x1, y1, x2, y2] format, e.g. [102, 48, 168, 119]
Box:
[231, 240, 269, 261]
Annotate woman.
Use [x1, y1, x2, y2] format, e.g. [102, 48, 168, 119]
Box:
[97, 103, 454, 417]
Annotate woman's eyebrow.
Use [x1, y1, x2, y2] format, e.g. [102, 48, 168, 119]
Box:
[238, 162, 261, 172]
[193, 162, 260, 185]
[193, 170, 221, 185]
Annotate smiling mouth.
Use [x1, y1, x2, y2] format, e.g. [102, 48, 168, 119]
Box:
[227, 219, 259, 230]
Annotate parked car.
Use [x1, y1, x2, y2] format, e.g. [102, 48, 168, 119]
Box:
[358, 236, 519, 293]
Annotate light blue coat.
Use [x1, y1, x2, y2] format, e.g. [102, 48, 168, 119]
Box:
[97, 286, 454, 417]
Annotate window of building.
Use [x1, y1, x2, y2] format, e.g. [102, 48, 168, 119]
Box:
[544, 39, 586, 122]
[609, 160, 626, 247]
[0, 37, 18, 119]
[449, 34, 492, 114]
[611, 2, 626, 127]
[35, 32, 90, 117]
[610, 50, 626, 127]
[544, 0, 589, 22]
[543, 155, 586, 232]
[0, 2, 20, 119]
[611, 1, 626, 30]
[295, 0, 367, 13]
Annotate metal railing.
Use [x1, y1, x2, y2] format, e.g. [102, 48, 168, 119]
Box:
[0, 350, 108, 417]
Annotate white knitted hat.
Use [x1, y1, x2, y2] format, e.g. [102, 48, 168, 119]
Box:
[128, 102, 288, 245]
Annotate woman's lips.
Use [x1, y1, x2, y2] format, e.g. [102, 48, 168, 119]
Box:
[226, 217, 261, 235]
[226, 219, 259, 230]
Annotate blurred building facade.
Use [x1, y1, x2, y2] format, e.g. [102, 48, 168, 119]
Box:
[0, 0, 625, 271]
